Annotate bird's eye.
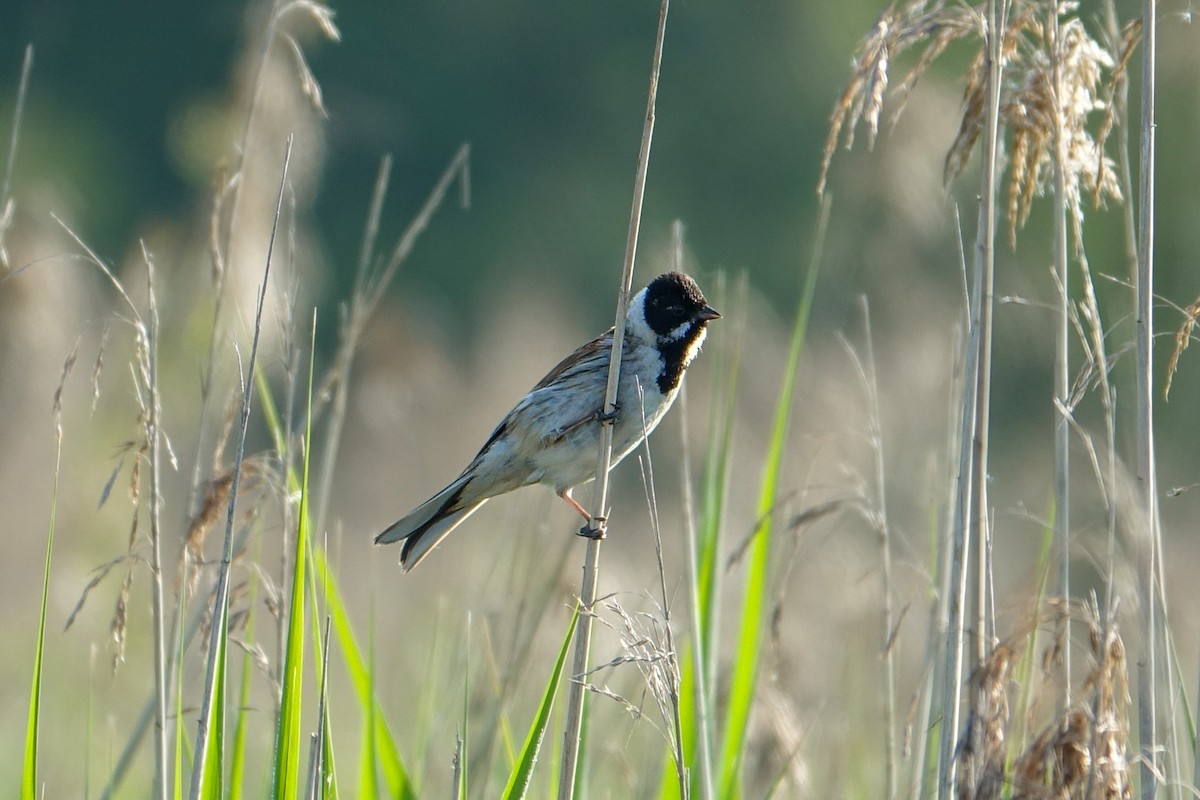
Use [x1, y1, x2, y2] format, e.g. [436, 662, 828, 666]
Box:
[666, 304, 684, 317]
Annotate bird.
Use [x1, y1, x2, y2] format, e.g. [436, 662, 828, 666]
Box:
[375, 271, 720, 571]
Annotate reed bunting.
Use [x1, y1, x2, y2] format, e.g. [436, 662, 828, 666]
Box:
[375, 272, 720, 570]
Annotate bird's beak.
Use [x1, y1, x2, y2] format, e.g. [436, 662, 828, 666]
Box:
[698, 305, 721, 321]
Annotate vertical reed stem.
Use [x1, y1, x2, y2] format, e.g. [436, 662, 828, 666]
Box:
[557, 3, 670, 797]
[1135, 1, 1158, 796]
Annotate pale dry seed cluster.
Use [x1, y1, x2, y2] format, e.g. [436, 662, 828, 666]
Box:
[821, 0, 1127, 256]
[951, 606, 1131, 800]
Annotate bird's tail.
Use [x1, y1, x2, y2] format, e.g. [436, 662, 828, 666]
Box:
[374, 476, 485, 571]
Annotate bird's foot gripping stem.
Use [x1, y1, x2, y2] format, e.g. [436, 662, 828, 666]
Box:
[577, 516, 607, 540]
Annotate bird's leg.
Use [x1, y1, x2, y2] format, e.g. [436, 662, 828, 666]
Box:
[557, 487, 592, 522]
[558, 488, 607, 539]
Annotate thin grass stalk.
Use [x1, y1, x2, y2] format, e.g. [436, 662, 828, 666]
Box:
[635, 386, 687, 797]
[313, 155, 391, 537]
[358, 602, 378, 798]
[16, 44, 43, 800]
[305, 616, 333, 800]
[1049, 6, 1072, 713]
[23, 346, 73, 800]
[962, 0, 1006, 790]
[458, 614, 470, 800]
[363, 144, 470, 317]
[858, 297, 897, 800]
[98, 525, 249, 799]
[173, 573, 188, 800]
[277, 196, 303, 676]
[506, 608, 580, 800]
[314, 146, 469, 536]
[189, 134, 293, 800]
[692, 271, 743, 799]
[917, 277, 969, 800]
[0, 44, 32, 236]
[938, 1, 1008, 793]
[674, 224, 715, 800]
[272, 308, 318, 799]
[451, 735, 464, 800]
[970, 0, 1005, 673]
[311, 551, 415, 799]
[1102, 4, 1137, 629]
[228, 560, 257, 800]
[909, 514, 948, 800]
[141, 245, 171, 800]
[557, 2, 669, 796]
[185, 0, 283, 517]
[677, 381, 714, 800]
[937, 180, 980, 800]
[45, 220, 182, 799]
[719, 209, 823, 797]
[1135, 1, 1158, 796]
[1194, 654, 1200, 793]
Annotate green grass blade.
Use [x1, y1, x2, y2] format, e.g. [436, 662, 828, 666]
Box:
[271, 316, 317, 799]
[308, 555, 339, 799]
[502, 607, 580, 800]
[661, 273, 747, 800]
[23, 434, 61, 800]
[314, 550, 416, 798]
[228, 566, 260, 800]
[719, 253, 821, 797]
[358, 604, 378, 799]
[199, 640, 227, 798]
[697, 276, 744, 660]
[682, 274, 745, 800]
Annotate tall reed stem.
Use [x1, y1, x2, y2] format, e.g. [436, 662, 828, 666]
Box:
[557, 3, 669, 797]
[1135, 1, 1158, 796]
[939, 1, 1006, 795]
[1050, 5, 1072, 711]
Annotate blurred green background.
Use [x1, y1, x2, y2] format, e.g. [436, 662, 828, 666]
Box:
[4, 1, 887, 330]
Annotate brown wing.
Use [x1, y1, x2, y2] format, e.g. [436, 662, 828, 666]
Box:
[466, 327, 614, 461]
[530, 327, 614, 390]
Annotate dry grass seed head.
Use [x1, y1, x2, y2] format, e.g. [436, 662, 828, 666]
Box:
[957, 643, 1013, 800]
[586, 598, 681, 751]
[64, 554, 131, 632]
[111, 556, 137, 673]
[1164, 294, 1200, 400]
[52, 340, 80, 436]
[181, 473, 232, 594]
[1093, 18, 1141, 204]
[943, 1, 1036, 185]
[274, 1, 341, 118]
[1081, 603, 1131, 799]
[1011, 708, 1090, 799]
[820, 0, 979, 195]
[999, 9, 1119, 246]
[90, 323, 109, 414]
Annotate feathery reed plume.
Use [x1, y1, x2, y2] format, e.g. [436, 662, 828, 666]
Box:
[820, 0, 977, 196]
